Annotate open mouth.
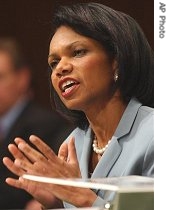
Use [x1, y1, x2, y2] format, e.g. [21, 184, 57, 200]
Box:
[61, 80, 79, 93]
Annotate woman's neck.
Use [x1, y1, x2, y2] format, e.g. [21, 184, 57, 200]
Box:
[86, 93, 127, 147]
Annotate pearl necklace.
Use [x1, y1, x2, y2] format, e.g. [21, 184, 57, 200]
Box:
[92, 135, 111, 155]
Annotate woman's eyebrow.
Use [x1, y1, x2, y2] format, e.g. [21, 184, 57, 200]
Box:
[48, 41, 85, 59]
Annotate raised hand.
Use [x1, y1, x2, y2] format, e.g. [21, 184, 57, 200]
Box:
[3, 136, 64, 208]
[3, 135, 97, 207]
[12, 135, 81, 178]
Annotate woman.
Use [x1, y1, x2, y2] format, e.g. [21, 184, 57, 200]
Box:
[3, 2, 154, 209]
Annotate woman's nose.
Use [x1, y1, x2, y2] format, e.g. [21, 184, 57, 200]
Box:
[55, 59, 73, 78]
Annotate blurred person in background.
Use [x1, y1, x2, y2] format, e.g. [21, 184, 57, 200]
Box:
[0, 37, 74, 209]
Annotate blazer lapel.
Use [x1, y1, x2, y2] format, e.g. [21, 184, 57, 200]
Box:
[92, 136, 121, 178]
[91, 98, 142, 193]
[114, 98, 142, 138]
[79, 98, 142, 191]
[80, 128, 93, 179]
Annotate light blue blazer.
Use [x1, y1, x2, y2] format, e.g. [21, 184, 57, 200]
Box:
[64, 98, 154, 208]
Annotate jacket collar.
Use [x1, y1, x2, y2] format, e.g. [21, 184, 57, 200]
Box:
[80, 98, 142, 182]
[114, 98, 142, 138]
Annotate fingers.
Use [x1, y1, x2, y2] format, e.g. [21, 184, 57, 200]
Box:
[3, 157, 25, 176]
[5, 175, 59, 209]
[58, 142, 68, 161]
[58, 137, 77, 163]
[29, 135, 57, 160]
[14, 137, 26, 145]
[6, 177, 37, 193]
[15, 135, 64, 175]
[16, 136, 48, 163]
[8, 143, 30, 164]
[9, 135, 58, 164]
[5, 177, 25, 189]
[4, 135, 79, 180]
[67, 137, 78, 164]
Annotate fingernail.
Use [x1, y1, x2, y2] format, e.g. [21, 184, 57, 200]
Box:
[18, 143, 25, 150]
[19, 177, 24, 182]
[14, 159, 20, 166]
[29, 135, 36, 142]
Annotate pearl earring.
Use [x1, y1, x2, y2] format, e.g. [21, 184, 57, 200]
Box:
[114, 71, 118, 82]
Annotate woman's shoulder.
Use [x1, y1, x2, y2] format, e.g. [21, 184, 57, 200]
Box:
[137, 105, 154, 121]
[139, 105, 154, 114]
[133, 105, 154, 140]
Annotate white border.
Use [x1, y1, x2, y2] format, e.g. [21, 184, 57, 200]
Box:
[154, 0, 169, 209]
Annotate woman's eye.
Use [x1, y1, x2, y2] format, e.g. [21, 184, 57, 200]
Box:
[74, 49, 87, 57]
[49, 60, 59, 70]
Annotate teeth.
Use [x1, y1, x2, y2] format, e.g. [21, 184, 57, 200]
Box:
[61, 80, 76, 91]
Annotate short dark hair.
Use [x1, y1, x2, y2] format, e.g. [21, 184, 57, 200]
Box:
[49, 2, 154, 130]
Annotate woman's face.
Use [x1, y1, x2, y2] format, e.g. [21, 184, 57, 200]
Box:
[48, 26, 116, 112]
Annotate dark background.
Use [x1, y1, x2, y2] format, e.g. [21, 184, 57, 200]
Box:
[0, 0, 154, 109]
